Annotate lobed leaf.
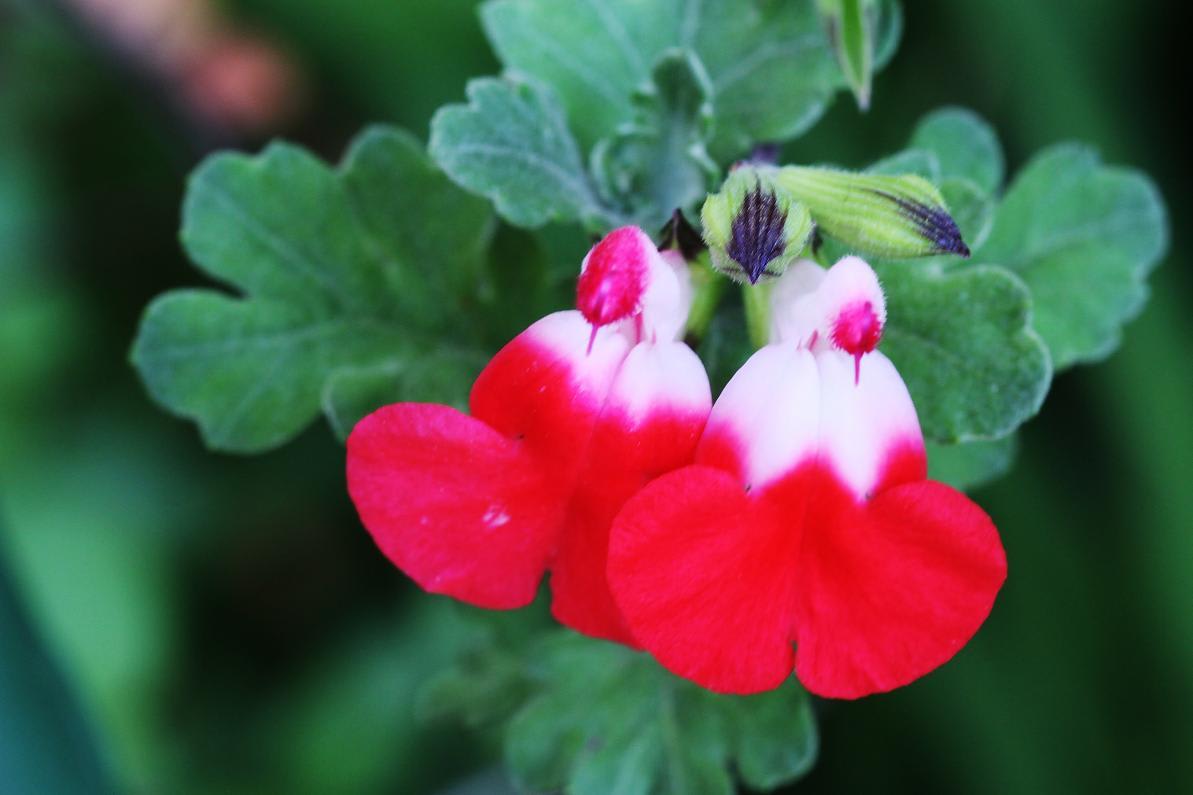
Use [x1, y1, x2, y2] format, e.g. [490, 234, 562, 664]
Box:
[974, 144, 1168, 368]
[430, 77, 621, 229]
[482, 0, 901, 160]
[426, 631, 816, 795]
[132, 128, 495, 452]
[505, 634, 817, 795]
[909, 107, 1004, 194]
[878, 263, 1051, 443]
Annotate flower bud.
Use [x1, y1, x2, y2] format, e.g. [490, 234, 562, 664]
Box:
[774, 166, 969, 259]
[700, 165, 814, 284]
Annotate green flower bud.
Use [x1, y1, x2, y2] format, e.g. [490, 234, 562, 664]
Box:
[700, 166, 814, 284]
[774, 166, 970, 259]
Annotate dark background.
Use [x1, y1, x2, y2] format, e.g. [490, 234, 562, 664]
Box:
[2, 0, 1190, 792]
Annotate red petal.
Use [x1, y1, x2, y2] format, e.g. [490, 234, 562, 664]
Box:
[552, 409, 707, 645]
[470, 311, 628, 483]
[551, 343, 711, 645]
[346, 403, 565, 609]
[608, 465, 803, 693]
[794, 476, 1007, 699]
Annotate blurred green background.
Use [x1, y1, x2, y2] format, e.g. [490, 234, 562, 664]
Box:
[1, 0, 1189, 792]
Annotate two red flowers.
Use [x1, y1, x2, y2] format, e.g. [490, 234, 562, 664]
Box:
[347, 226, 1006, 699]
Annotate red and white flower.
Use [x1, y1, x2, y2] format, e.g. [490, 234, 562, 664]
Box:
[347, 226, 712, 644]
[607, 256, 1007, 698]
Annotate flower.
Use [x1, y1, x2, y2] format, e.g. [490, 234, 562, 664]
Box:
[607, 256, 1006, 698]
[346, 227, 712, 644]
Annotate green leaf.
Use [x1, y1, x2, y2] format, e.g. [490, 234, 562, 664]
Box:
[926, 435, 1018, 491]
[482, 0, 901, 159]
[132, 127, 493, 452]
[974, 144, 1168, 368]
[818, 0, 876, 110]
[909, 107, 1004, 194]
[866, 147, 939, 179]
[878, 263, 1052, 443]
[499, 633, 816, 795]
[430, 77, 621, 230]
[590, 49, 718, 230]
[697, 299, 752, 396]
[321, 351, 487, 442]
[1, 546, 113, 794]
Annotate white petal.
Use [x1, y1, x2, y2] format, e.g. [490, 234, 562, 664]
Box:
[704, 344, 821, 490]
[812, 256, 886, 353]
[637, 245, 689, 343]
[768, 258, 826, 345]
[524, 310, 633, 400]
[814, 349, 923, 499]
[605, 341, 712, 422]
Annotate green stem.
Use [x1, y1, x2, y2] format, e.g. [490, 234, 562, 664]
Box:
[683, 253, 725, 343]
[741, 279, 775, 349]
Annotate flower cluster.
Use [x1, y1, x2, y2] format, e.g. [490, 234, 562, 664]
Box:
[347, 226, 1006, 699]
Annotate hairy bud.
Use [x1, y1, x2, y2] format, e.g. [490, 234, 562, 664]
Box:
[700, 166, 814, 284]
[774, 166, 969, 259]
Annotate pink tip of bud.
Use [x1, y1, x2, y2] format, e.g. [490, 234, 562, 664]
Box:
[576, 227, 649, 331]
[831, 300, 883, 384]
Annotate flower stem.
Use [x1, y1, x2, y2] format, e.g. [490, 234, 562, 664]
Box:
[683, 253, 726, 343]
[742, 279, 775, 349]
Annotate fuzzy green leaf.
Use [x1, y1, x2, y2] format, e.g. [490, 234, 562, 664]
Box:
[430, 77, 621, 229]
[132, 127, 494, 452]
[502, 634, 816, 795]
[878, 263, 1052, 443]
[426, 631, 816, 795]
[909, 107, 1004, 194]
[482, 0, 901, 159]
[974, 144, 1168, 368]
[591, 49, 718, 230]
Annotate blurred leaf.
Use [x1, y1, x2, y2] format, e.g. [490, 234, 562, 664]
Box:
[909, 107, 1004, 194]
[0, 545, 113, 794]
[262, 600, 486, 795]
[818, 0, 876, 110]
[697, 299, 752, 395]
[926, 435, 1018, 491]
[974, 144, 1168, 368]
[866, 147, 939, 179]
[321, 349, 487, 442]
[132, 127, 493, 452]
[878, 263, 1051, 443]
[431, 78, 622, 230]
[591, 49, 718, 230]
[497, 633, 815, 795]
[482, 0, 901, 159]
[0, 411, 207, 792]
